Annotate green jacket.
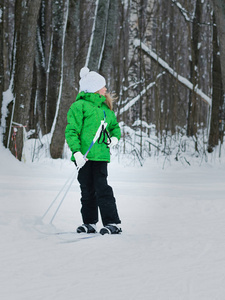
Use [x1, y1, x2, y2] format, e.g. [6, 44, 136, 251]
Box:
[65, 92, 121, 162]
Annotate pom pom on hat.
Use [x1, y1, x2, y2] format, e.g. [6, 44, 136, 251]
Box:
[79, 67, 106, 93]
[80, 67, 90, 78]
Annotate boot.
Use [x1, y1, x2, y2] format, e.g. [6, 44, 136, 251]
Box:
[100, 224, 122, 235]
[76, 224, 97, 234]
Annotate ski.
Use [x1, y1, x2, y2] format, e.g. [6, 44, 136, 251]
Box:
[59, 235, 99, 243]
[56, 232, 100, 243]
[33, 227, 100, 242]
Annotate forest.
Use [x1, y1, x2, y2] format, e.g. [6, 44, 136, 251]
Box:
[0, 0, 225, 165]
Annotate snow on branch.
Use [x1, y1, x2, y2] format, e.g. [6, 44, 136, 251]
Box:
[134, 39, 212, 106]
[119, 73, 165, 115]
[171, 0, 192, 22]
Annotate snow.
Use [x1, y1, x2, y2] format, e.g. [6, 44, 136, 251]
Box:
[1, 143, 225, 300]
[1, 87, 15, 149]
[1, 88, 14, 134]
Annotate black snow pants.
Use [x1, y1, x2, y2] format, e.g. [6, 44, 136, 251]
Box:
[77, 160, 121, 226]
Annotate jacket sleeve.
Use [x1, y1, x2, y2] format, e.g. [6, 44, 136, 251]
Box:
[108, 111, 121, 140]
[65, 102, 83, 154]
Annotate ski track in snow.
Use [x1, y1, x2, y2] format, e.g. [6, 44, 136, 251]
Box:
[1, 147, 225, 300]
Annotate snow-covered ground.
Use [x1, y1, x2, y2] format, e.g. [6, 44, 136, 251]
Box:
[1, 144, 225, 300]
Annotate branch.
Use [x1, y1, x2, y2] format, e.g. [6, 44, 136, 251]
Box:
[134, 39, 212, 106]
[119, 72, 165, 115]
[170, 0, 212, 26]
[171, 0, 192, 22]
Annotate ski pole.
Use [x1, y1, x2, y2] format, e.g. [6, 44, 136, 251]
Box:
[41, 170, 75, 221]
[43, 113, 108, 221]
[49, 171, 77, 224]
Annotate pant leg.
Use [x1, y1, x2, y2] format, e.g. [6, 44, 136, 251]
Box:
[77, 161, 98, 224]
[92, 161, 121, 226]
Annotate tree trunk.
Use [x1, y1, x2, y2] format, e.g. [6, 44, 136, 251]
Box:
[212, 0, 225, 94]
[10, 0, 42, 160]
[1, 0, 16, 147]
[33, 0, 52, 136]
[86, 0, 110, 71]
[115, 0, 129, 117]
[100, 0, 118, 88]
[0, 1, 4, 127]
[46, 0, 65, 133]
[50, 0, 77, 158]
[208, 14, 223, 152]
[187, 0, 202, 137]
[34, 28, 47, 136]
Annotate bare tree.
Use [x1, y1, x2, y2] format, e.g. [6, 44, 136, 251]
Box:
[100, 0, 119, 89]
[32, 0, 53, 136]
[0, 1, 3, 125]
[86, 0, 110, 71]
[211, 0, 225, 151]
[10, 0, 42, 160]
[50, 0, 77, 158]
[187, 0, 202, 137]
[208, 14, 224, 152]
[45, 0, 66, 133]
[211, 0, 225, 93]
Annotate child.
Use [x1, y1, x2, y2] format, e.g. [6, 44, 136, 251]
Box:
[65, 67, 122, 235]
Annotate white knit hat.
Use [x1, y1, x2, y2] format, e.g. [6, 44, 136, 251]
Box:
[79, 67, 106, 93]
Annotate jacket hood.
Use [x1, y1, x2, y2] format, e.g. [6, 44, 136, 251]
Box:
[76, 92, 106, 107]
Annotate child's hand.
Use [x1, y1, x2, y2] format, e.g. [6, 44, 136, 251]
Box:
[108, 137, 118, 148]
[74, 152, 87, 170]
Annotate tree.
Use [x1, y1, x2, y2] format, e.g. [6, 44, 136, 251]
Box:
[211, 0, 225, 94]
[45, 0, 66, 133]
[85, 0, 110, 71]
[187, 0, 202, 137]
[211, 0, 225, 151]
[50, 0, 77, 158]
[208, 14, 224, 152]
[32, 0, 52, 136]
[10, 0, 42, 160]
[100, 0, 119, 88]
[0, 1, 3, 125]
